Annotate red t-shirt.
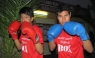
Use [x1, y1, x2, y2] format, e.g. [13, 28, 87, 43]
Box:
[19, 24, 44, 58]
[54, 30, 84, 58]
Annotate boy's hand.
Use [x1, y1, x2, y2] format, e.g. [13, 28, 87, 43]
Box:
[21, 21, 39, 44]
[8, 20, 20, 40]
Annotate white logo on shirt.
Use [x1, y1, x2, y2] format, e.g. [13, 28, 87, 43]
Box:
[22, 45, 28, 53]
[58, 44, 72, 53]
[22, 37, 29, 53]
[57, 37, 72, 40]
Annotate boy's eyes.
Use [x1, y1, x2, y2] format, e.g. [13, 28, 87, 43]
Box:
[58, 15, 62, 17]
[58, 14, 69, 18]
[21, 17, 28, 18]
[65, 14, 69, 16]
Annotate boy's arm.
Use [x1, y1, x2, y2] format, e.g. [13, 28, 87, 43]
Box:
[35, 42, 43, 54]
[8, 20, 21, 50]
[49, 41, 56, 51]
[21, 22, 44, 54]
[47, 24, 63, 51]
[33, 25, 44, 54]
[63, 21, 94, 53]
[83, 39, 93, 53]
[14, 39, 21, 50]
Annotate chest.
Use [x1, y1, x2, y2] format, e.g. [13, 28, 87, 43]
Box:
[54, 31, 82, 46]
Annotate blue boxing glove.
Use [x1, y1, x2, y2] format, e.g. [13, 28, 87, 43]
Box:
[63, 21, 89, 41]
[47, 24, 63, 42]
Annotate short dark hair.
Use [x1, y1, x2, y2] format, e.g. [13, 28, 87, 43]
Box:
[19, 7, 34, 17]
[57, 4, 70, 14]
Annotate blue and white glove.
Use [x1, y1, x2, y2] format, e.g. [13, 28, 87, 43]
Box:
[47, 24, 63, 42]
[63, 21, 89, 41]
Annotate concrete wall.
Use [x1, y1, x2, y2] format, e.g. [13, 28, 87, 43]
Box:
[35, 18, 56, 24]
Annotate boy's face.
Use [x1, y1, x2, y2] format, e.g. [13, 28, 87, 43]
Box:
[57, 10, 71, 25]
[20, 13, 33, 23]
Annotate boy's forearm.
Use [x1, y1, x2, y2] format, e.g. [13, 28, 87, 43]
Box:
[83, 40, 93, 53]
[49, 41, 56, 51]
[35, 42, 43, 54]
[14, 39, 22, 50]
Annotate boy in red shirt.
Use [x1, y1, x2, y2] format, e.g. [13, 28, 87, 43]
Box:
[47, 4, 93, 58]
[8, 7, 44, 58]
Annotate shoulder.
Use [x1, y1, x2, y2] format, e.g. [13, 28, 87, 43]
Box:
[33, 24, 39, 28]
[33, 24, 40, 29]
[33, 24, 42, 31]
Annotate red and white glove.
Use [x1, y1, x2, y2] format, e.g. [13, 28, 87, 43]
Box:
[21, 21, 39, 44]
[8, 20, 20, 40]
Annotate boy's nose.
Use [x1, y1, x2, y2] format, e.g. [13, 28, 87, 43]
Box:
[62, 17, 66, 21]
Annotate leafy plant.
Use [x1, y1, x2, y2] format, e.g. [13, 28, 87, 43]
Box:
[0, 0, 44, 58]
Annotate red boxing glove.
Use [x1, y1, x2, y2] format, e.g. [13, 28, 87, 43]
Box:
[8, 20, 20, 40]
[21, 21, 39, 44]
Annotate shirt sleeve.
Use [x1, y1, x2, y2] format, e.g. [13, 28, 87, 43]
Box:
[33, 25, 44, 45]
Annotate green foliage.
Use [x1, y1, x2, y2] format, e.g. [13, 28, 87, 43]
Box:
[0, 0, 44, 58]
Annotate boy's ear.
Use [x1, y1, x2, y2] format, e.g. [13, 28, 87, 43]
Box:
[70, 12, 71, 17]
[31, 17, 34, 21]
